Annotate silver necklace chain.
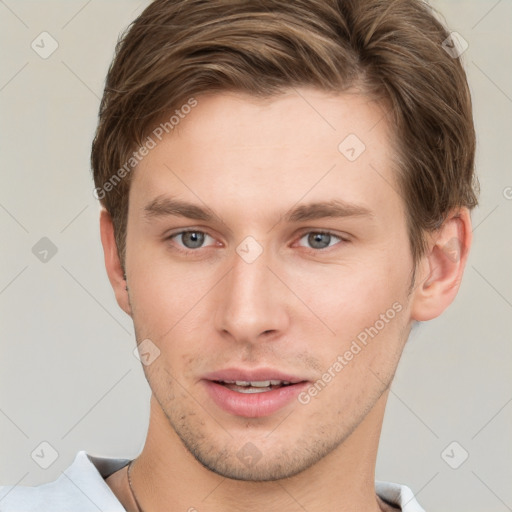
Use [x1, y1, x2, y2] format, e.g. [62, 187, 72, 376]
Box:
[127, 460, 145, 512]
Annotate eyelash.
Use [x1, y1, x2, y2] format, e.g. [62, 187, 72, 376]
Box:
[298, 231, 348, 250]
[166, 229, 349, 255]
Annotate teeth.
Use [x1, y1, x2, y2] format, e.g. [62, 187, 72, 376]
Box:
[235, 387, 271, 393]
[252, 381, 270, 387]
[232, 380, 290, 387]
[217, 379, 298, 394]
[216, 379, 296, 388]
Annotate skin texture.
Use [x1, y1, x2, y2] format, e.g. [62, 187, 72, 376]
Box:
[101, 87, 472, 512]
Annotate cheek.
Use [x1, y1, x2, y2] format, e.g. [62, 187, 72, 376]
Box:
[289, 255, 408, 339]
[127, 240, 208, 313]
[284, 252, 412, 393]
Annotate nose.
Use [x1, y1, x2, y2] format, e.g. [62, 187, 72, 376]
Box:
[214, 244, 290, 344]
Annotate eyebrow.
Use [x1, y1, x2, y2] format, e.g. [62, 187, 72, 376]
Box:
[143, 195, 374, 225]
[144, 195, 222, 223]
[283, 199, 374, 222]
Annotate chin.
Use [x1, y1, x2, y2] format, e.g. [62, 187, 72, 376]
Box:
[177, 427, 342, 482]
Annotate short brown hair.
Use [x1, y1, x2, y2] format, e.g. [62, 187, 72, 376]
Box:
[91, 0, 478, 268]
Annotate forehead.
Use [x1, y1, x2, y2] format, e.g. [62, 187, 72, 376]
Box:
[129, 88, 402, 224]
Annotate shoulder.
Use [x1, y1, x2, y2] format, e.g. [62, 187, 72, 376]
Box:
[0, 451, 130, 512]
[376, 480, 427, 512]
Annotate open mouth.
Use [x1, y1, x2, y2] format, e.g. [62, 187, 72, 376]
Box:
[204, 377, 310, 417]
[214, 379, 295, 393]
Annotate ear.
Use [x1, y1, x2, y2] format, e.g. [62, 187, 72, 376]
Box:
[410, 208, 472, 322]
[99, 208, 132, 316]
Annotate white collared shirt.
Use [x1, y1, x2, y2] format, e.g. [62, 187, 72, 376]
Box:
[0, 451, 426, 511]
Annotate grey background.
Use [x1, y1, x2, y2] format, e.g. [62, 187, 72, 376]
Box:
[0, 1, 511, 511]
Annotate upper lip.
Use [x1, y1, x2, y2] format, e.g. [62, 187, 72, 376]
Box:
[202, 368, 308, 384]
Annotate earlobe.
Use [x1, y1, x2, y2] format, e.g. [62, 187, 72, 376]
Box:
[410, 208, 472, 322]
[99, 208, 132, 317]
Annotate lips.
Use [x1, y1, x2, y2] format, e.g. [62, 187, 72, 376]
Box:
[201, 368, 310, 417]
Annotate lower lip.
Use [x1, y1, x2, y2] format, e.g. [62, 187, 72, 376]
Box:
[203, 380, 309, 418]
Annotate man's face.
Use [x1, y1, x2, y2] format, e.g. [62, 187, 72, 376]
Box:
[124, 88, 415, 480]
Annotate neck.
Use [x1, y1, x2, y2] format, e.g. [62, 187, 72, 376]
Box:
[129, 390, 390, 512]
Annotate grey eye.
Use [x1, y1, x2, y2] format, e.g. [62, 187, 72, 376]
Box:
[297, 231, 343, 250]
[180, 231, 206, 249]
[308, 232, 332, 249]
